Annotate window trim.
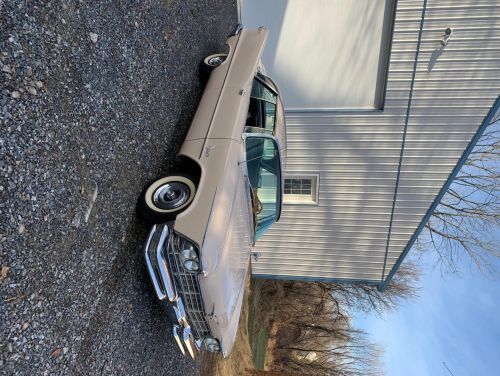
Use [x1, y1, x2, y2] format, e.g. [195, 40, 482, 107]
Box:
[283, 174, 320, 206]
[255, 73, 279, 96]
[243, 132, 284, 223]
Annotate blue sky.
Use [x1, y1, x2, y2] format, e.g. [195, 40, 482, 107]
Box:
[356, 109, 500, 376]
[355, 253, 500, 376]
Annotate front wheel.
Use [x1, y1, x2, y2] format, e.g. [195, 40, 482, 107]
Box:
[142, 174, 196, 222]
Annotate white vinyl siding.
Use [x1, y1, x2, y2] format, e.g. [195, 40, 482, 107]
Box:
[250, 0, 500, 284]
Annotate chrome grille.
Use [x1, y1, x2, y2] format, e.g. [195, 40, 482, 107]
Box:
[165, 231, 211, 340]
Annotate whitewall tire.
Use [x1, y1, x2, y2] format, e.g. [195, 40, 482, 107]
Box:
[203, 53, 228, 68]
[143, 175, 196, 221]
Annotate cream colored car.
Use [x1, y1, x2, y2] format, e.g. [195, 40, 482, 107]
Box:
[142, 26, 286, 358]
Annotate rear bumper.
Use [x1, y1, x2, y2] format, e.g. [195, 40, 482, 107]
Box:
[229, 23, 243, 36]
[144, 224, 204, 359]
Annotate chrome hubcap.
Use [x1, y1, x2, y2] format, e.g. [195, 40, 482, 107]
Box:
[207, 55, 226, 66]
[153, 182, 190, 210]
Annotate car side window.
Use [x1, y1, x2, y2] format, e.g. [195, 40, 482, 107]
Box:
[251, 80, 277, 104]
[246, 79, 277, 134]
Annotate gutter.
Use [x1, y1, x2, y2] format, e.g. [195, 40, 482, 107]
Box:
[379, 0, 429, 291]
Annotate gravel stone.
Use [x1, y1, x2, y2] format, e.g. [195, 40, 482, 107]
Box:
[89, 32, 98, 44]
[1, 0, 238, 374]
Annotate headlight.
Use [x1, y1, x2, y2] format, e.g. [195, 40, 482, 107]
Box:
[183, 259, 200, 272]
[182, 243, 198, 260]
[202, 337, 221, 353]
[178, 238, 200, 273]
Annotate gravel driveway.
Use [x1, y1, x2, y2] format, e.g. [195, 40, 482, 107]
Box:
[1, 1, 237, 374]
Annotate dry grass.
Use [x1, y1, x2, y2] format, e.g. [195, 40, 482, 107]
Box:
[200, 275, 291, 375]
[200, 270, 254, 376]
[248, 279, 284, 370]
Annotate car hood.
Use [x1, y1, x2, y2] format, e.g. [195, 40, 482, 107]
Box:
[198, 163, 253, 355]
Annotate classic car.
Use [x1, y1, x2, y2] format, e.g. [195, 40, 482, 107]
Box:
[141, 25, 286, 358]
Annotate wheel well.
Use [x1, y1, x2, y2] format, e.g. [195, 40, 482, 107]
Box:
[176, 155, 202, 186]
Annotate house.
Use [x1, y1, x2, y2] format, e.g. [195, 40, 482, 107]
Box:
[241, 0, 500, 290]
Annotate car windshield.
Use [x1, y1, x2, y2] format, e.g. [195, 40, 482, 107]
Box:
[245, 136, 282, 240]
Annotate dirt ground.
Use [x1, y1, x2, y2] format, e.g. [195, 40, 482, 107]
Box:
[1, 1, 237, 374]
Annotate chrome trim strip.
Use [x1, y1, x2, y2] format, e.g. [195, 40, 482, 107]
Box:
[243, 175, 256, 246]
[200, 188, 218, 262]
[195, 339, 203, 350]
[144, 225, 167, 301]
[198, 28, 242, 159]
[155, 225, 178, 302]
[173, 298, 189, 327]
[172, 325, 186, 356]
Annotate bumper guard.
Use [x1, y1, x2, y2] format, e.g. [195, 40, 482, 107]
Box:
[144, 224, 202, 358]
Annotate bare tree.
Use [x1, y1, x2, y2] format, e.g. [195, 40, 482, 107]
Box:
[273, 326, 383, 376]
[264, 280, 385, 376]
[419, 104, 500, 274]
[271, 264, 418, 322]
[258, 272, 421, 376]
[328, 263, 419, 315]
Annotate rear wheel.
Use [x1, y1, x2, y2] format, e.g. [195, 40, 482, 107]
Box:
[203, 53, 227, 69]
[142, 174, 196, 222]
[200, 53, 228, 81]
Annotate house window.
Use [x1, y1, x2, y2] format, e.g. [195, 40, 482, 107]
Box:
[284, 178, 312, 195]
[283, 175, 319, 205]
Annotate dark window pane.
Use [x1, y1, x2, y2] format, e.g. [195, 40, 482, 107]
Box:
[284, 178, 314, 196]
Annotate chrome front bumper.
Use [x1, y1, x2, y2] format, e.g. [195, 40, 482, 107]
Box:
[144, 224, 200, 359]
